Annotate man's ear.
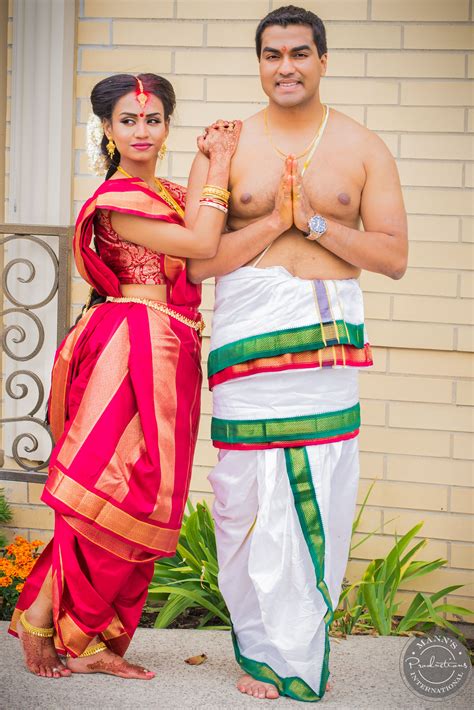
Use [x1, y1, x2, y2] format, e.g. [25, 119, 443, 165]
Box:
[320, 53, 328, 77]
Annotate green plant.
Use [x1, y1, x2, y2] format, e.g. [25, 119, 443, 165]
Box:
[0, 489, 13, 548]
[148, 500, 230, 629]
[332, 483, 473, 638]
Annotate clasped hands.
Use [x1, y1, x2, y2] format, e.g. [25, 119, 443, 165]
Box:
[273, 156, 318, 239]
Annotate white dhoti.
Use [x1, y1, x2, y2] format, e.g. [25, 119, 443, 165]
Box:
[208, 266, 372, 702]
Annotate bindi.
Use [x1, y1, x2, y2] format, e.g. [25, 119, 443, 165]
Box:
[240, 192, 252, 204]
[281, 45, 288, 52]
[338, 192, 350, 205]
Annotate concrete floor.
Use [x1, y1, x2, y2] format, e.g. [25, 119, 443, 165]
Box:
[0, 623, 471, 709]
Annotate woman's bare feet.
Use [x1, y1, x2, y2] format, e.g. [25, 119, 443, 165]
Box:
[18, 612, 71, 678]
[237, 674, 279, 699]
[66, 647, 155, 680]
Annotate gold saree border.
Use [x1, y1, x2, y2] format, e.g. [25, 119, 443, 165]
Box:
[49, 305, 99, 442]
[65, 516, 159, 563]
[47, 467, 180, 554]
[56, 318, 130, 470]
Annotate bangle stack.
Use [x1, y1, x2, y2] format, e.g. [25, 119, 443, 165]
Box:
[200, 184, 230, 214]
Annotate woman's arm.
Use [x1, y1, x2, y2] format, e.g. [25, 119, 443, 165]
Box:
[110, 123, 241, 260]
[186, 153, 293, 283]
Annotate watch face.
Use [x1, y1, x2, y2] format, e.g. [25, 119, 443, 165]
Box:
[309, 215, 327, 234]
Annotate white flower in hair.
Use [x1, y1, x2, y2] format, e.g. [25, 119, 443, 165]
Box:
[86, 113, 108, 175]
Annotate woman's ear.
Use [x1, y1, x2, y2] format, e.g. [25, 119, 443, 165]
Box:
[102, 118, 112, 139]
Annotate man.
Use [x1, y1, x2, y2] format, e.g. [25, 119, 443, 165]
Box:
[186, 5, 407, 703]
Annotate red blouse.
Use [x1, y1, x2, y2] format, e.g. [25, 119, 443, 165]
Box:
[94, 209, 166, 286]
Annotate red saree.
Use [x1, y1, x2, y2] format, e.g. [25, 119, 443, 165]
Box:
[9, 177, 203, 657]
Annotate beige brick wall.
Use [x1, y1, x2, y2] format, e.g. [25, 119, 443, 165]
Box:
[3, 1, 473, 615]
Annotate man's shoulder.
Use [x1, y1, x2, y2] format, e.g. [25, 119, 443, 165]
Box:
[331, 108, 393, 158]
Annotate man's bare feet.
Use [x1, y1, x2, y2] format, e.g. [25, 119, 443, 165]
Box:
[66, 648, 155, 680]
[18, 612, 71, 678]
[237, 674, 279, 699]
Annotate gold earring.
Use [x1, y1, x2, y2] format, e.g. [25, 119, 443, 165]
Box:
[158, 143, 167, 160]
[106, 138, 116, 159]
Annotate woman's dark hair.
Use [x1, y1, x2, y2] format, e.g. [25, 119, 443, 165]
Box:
[90, 73, 176, 179]
[255, 5, 327, 59]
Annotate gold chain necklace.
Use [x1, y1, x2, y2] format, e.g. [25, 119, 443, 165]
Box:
[264, 104, 327, 161]
[116, 165, 184, 219]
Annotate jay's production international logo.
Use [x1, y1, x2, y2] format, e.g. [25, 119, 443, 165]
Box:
[400, 632, 471, 701]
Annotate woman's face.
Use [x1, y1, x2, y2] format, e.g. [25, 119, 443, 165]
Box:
[104, 91, 169, 166]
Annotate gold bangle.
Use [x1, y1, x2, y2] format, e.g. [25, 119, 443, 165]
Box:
[19, 610, 54, 638]
[202, 184, 230, 200]
[79, 641, 107, 658]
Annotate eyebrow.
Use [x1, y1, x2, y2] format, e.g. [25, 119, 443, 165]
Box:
[119, 111, 162, 117]
[262, 44, 312, 53]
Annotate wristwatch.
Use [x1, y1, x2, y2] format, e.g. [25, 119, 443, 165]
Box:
[306, 214, 328, 240]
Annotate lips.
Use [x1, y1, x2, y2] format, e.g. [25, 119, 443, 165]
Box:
[131, 143, 152, 150]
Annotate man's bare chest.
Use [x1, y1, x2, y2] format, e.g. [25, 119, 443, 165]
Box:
[229, 142, 365, 227]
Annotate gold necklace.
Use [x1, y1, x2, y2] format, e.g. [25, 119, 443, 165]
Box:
[264, 104, 328, 161]
[116, 165, 184, 218]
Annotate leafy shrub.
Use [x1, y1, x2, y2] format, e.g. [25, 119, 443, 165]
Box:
[148, 490, 472, 637]
[148, 501, 230, 629]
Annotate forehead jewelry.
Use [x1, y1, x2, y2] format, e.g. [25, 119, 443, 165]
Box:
[136, 78, 149, 117]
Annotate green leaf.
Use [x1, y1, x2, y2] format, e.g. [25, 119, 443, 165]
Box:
[403, 558, 447, 582]
[151, 585, 231, 625]
[154, 594, 194, 628]
[434, 604, 473, 617]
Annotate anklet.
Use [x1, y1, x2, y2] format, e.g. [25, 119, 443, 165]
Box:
[79, 642, 107, 657]
[19, 610, 54, 638]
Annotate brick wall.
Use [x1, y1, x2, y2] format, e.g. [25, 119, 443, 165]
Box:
[3, 0, 473, 615]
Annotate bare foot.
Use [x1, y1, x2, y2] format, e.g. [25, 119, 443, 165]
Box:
[237, 673, 279, 700]
[18, 613, 71, 679]
[67, 648, 155, 680]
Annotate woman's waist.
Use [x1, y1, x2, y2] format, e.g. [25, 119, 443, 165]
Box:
[120, 283, 168, 302]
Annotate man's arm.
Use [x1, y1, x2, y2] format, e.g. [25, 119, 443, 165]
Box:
[186, 152, 290, 283]
[294, 134, 408, 280]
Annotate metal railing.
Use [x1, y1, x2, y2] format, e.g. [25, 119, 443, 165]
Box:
[0, 224, 72, 483]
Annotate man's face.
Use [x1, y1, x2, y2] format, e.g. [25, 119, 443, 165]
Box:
[259, 24, 327, 108]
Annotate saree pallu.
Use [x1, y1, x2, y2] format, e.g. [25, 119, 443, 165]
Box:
[208, 266, 371, 701]
[9, 177, 202, 657]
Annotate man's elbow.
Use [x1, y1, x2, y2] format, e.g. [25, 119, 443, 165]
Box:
[387, 254, 408, 280]
[187, 262, 208, 284]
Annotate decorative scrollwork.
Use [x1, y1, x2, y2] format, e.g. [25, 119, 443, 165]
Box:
[0, 229, 66, 478]
[0, 417, 53, 471]
[5, 370, 45, 417]
[1, 307, 45, 361]
[0, 234, 59, 309]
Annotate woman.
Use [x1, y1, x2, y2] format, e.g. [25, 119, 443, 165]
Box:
[9, 73, 241, 680]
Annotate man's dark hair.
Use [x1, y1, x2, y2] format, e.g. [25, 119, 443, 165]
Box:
[255, 5, 327, 58]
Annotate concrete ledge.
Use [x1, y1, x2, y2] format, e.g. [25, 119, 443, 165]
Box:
[1, 623, 470, 708]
